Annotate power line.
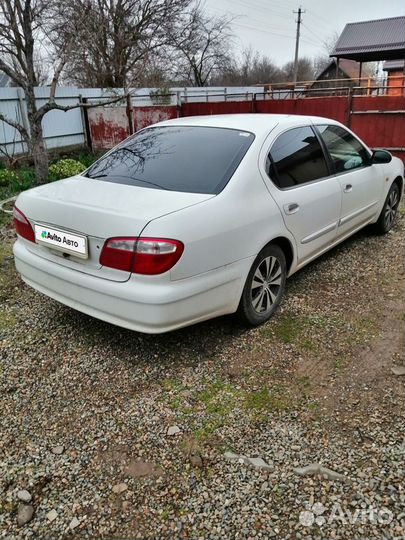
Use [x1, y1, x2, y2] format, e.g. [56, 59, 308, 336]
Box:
[301, 22, 326, 46]
[232, 21, 295, 40]
[207, 2, 323, 54]
[305, 9, 337, 32]
[220, 0, 293, 21]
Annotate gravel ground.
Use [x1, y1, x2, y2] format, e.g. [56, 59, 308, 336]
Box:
[0, 208, 404, 540]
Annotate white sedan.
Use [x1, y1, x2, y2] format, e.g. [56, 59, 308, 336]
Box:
[13, 114, 403, 333]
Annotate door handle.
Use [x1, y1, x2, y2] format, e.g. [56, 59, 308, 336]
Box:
[284, 203, 300, 215]
[343, 184, 353, 193]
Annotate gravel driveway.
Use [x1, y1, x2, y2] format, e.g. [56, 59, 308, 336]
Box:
[1, 209, 404, 539]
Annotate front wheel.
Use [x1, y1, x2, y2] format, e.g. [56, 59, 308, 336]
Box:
[237, 244, 286, 326]
[375, 183, 400, 234]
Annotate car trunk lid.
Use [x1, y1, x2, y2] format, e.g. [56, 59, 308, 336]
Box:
[16, 175, 213, 282]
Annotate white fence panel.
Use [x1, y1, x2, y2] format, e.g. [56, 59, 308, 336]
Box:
[0, 85, 265, 156]
[35, 87, 85, 150]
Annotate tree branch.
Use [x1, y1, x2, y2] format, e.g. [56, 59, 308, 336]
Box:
[0, 58, 27, 89]
[0, 111, 29, 141]
[37, 93, 129, 120]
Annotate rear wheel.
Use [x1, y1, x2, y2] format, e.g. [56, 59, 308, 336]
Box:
[237, 244, 286, 326]
[375, 183, 400, 234]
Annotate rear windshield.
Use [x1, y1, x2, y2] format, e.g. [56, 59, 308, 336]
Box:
[84, 126, 255, 194]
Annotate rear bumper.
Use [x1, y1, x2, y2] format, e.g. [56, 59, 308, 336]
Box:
[13, 239, 253, 333]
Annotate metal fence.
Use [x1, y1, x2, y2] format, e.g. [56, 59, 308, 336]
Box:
[1, 81, 404, 160]
[0, 85, 264, 156]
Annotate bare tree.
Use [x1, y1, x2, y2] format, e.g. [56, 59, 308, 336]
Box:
[0, 0, 130, 183]
[168, 2, 234, 87]
[282, 57, 315, 83]
[61, 0, 191, 88]
[313, 31, 340, 77]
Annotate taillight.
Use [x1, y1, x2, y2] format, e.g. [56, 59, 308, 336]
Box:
[100, 237, 184, 275]
[13, 205, 35, 243]
[99, 238, 137, 272]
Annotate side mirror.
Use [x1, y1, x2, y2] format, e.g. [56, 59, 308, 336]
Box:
[371, 149, 392, 164]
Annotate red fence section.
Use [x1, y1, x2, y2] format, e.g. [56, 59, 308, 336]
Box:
[182, 95, 405, 161]
[182, 97, 349, 123]
[182, 101, 253, 116]
[87, 107, 130, 150]
[88, 105, 178, 149]
[256, 97, 349, 124]
[133, 106, 178, 131]
[350, 96, 405, 160]
[87, 96, 405, 161]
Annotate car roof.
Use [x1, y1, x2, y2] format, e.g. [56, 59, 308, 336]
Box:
[156, 113, 342, 137]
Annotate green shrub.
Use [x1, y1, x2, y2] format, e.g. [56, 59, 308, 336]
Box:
[77, 152, 100, 168]
[48, 158, 86, 181]
[0, 169, 19, 187]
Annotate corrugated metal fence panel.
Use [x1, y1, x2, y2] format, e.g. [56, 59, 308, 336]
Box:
[182, 101, 253, 116]
[0, 86, 264, 155]
[351, 95, 405, 161]
[182, 97, 349, 122]
[1, 87, 404, 161]
[87, 107, 130, 150]
[0, 87, 27, 155]
[133, 106, 178, 131]
[0, 87, 86, 153]
[87, 106, 179, 149]
[34, 87, 85, 149]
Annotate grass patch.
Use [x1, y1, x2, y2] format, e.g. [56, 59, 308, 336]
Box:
[192, 379, 242, 441]
[263, 311, 376, 352]
[334, 357, 348, 371]
[194, 418, 225, 441]
[346, 317, 377, 346]
[270, 315, 300, 344]
[0, 243, 12, 265]
[0, 211, 12, 229]
[195, 380, 241, 416]
[0, 240, 17, 301]
[244, 385, 293, 413]
[162, 378, 187, 392]
[264, 313, 331, 344]
[0, 310, 17, 330]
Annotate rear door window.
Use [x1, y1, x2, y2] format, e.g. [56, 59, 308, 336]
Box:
[316, 124, 370, 173]
[84, 126, 255, 194]
[266, 126, 330, 189]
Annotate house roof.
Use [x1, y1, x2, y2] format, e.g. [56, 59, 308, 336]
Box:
[383, 59, 404, 71]
[337, 59, 363, 79]
[331, 16, 405, 62]
[315, 59, 370, 84]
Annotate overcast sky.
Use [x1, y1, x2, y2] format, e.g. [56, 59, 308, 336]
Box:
[204, 0, 405, 66]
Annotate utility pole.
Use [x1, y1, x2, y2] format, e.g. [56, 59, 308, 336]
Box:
[293, 6, 305, 85]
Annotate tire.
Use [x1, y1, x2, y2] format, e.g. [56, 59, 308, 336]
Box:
[237, 244, 286, 326]
[374, 183, 400, 234]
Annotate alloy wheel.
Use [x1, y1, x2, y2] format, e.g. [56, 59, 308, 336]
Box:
[384, 188, 399, 230]
[251, 256, 282, 314]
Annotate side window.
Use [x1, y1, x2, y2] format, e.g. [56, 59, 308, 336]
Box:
[316, 124, 370, 174]
[266, 126, 329, 189]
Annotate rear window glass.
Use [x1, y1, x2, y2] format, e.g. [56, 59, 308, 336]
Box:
[84, 126, 255, 194]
